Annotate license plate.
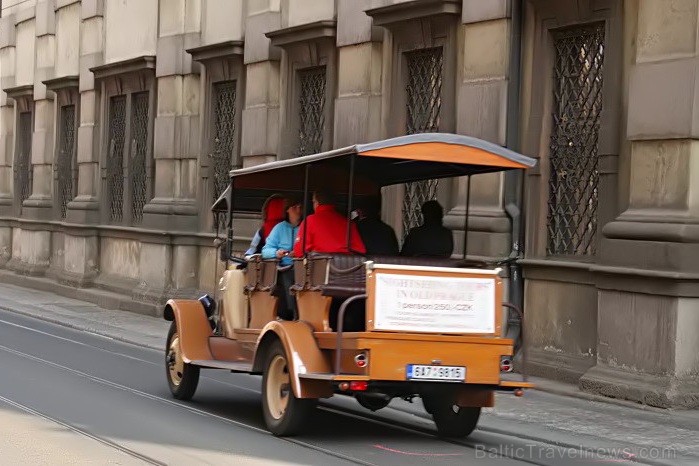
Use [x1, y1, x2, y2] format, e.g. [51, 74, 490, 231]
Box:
[406, 364, 466, 382]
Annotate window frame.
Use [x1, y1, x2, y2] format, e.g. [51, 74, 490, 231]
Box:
[45, 77, 80, 221]
[521, 0, 622, 263]
[187, 42, 245, 232]
[92, 58, 156, 227]
[266, 21, 337, 160]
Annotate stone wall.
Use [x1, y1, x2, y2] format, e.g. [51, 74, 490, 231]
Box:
[0, 0, 695, 407]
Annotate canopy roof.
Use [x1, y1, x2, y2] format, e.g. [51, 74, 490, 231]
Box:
[214, 133, 536, 213]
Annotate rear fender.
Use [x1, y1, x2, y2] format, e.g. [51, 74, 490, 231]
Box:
[163, 299, 214, 363]
[254, 320, 332, 399]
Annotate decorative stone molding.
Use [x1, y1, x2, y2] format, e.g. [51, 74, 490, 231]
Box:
[187, 41, 245, 64]
[90, 55, 156, 81]
[365, 0, 461, 27]
[4, 84, 34, 106]
[44, 75, 78, 105]
[265, 20, 336, 48]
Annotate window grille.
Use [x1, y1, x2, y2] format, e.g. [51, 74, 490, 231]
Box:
[211, 81, 237, 202]
[57, 105, 76, 219]
[295, 66, 326, 157]
[402, 47, 443, 235]
[15, 111, 33, 208]
[547, 24, 605, 256]
[130, 92, 149, 225]
[107, 95, 126, 223]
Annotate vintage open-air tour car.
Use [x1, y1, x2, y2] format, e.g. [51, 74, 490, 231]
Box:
[163, 133, 536, 437]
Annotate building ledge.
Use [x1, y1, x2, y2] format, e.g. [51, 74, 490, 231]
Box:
[186, 40, 244, 63]
[4, 83, 34, 100]
[266, 20, 336, 48]
[42, 75, 79, 91]
[365, 0, 461, 27]
[90, 56, 156, 80]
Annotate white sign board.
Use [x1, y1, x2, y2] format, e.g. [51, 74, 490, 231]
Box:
[373, 272, 496, 334]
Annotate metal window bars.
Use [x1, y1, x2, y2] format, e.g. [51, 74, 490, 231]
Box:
[57, 105, 76, 219]
[209, 81, 237, 232]
[130, 92, 149, 225]
[295, 66, 327, 157]
[107, 95, 126, 223]
[14, 111, 33, 209]
[402, 47, 443, 236]
[547, 23, 605, 257]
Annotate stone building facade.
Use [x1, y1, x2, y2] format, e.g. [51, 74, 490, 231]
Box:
[0, 0, 697, 407]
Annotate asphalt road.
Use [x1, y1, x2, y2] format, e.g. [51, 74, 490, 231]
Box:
[0, 308, 627, 465]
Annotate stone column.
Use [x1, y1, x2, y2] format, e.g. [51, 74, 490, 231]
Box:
[241, 0, 281, 168]
[444, 0, 512, 259]
[23, 0, 56, 220]
[69, 0, 103, 224]
[142, 0, 200, 232]
[580, 0, 699, 407]
[0, 14, 16, 228]
[334, 0, 383, 148]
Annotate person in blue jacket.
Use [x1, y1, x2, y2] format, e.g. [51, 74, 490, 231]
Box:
[262, 197, 302, 318]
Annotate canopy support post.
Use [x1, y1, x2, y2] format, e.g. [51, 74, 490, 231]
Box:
[346, 152, 356, 253]
[462, 175, 471, 260]
[226, 177, 235, 262]
[301, 164, 310, 256]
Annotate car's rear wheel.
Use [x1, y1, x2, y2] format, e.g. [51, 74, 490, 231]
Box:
[261, 341, 316, 436]
[165, 321, 200, 400]
[422, 395, 481, 438]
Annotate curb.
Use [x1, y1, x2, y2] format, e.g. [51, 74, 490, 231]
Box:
[0, 304, 163, 353]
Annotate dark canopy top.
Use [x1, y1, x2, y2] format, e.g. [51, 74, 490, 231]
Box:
[213, 133, 536, 213]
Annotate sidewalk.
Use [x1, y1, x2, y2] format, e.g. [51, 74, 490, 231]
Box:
[0, 281, 697, 465]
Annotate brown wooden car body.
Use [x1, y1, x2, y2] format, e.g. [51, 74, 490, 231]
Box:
[163, 133, 536, 437]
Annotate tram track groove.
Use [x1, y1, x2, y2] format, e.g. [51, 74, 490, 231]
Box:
[0, 313, 649, 465]
[0, 342, 376, 466]
[0, 393, 165, 466]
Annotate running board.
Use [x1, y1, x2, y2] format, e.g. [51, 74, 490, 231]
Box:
[189, 360, 253, 372]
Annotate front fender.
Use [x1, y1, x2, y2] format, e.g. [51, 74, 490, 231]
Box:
[254, 320, 332, 398]
[164, 299, 213, 363]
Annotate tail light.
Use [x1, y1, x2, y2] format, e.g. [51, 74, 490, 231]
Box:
[500, 356, 513, 373]
[349, 381, 368, 391]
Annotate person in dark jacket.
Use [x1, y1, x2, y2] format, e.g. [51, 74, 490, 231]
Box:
[401, 200, 453, 258]
[354, 196, 399, 256]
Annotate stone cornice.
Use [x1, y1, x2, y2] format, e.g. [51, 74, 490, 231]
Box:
[42, 75, 79, 91]
[4, 84, 34, 100]
[265, 20, 336, 48]
[186, 40, 244, 63]
[365, 0, 461, 27]
[90, 56, 156, 80]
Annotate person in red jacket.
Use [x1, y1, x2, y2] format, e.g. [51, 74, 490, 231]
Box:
[293, 191, 366, 256]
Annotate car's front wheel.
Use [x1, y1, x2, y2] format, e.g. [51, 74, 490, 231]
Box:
[165, 321, 200, 400]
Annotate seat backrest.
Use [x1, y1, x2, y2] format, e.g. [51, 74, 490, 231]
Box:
[244, 256, 280, 292]
[259, 260, 279, 291]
